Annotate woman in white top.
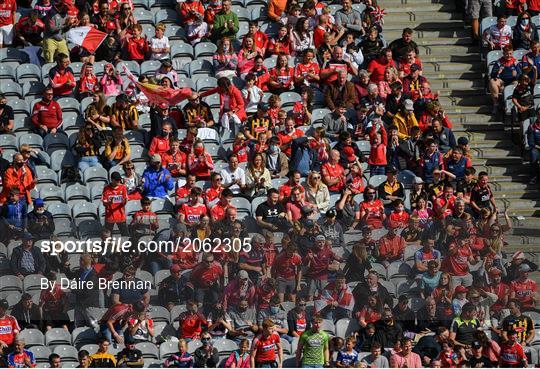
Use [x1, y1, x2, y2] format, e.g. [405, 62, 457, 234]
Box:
[291, 17, 314, 56]
[303, 171, 330, 212]
[150, 23, 171, 60]
[244, 153, 272, 197]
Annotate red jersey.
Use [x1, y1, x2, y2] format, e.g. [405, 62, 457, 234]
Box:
[162, 150, 187, 177]
[78, 74, 98, 94]
[100, 303, 132, 324]
[442, 243, 472, 276]
[102, 184, 128, 222]
[0, 0, 16, 27]
[251, 30, 268, 51]
[500, 341, 527, 367]
[398, 58, 423, 77]
[233, 142, 249, 163]
[125, 36, 149, 61]
[190, 262, 223, 288]
[204, 186, 222, 206]
[378, 235, 406, 261]
[187, 152, 214, 178]
[176, 185, 193, 202]
[294, 62, 320, 85]
[270, 67, 294, 89]
[48, 66, 76, 96]
[389, 211, 410, 228]
[434, 196, 456, 219]
[15, 16, 44, 37]
[179, 0, 204, 23]
[178, 311, 207, 339]
[529, 0, 540, 11]
[210, 202, 235, 222]
[0, 314, 20, 345]
[171, 244, 199, 269]
[179, 202, 207, 226]
[313, 26, 327, 48]
[510, 279, 538, 308]
[39, 284, 65, 314]
[360, 200, 385, 229]
[277, 128, 304, 157]
[31, 100, 62, 130]
[321, 162, 345, 192]
[252, 333, 281, 363]
[149, 136, 170, 156]
[272, 251, 302, 280]
[367, 58, 397, 84]
[486, 282, 510, 313]
[305, 246, 338, 279]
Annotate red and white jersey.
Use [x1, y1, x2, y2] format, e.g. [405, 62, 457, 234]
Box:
[510, 279, 538, 307]
[487, 24, 512, 48]
[178, 202, 207, 226]
[315, 282, 355, 313]
[0, 0, 16, 27]
[0, 314, 20, 345]
[251, 333, 281, 363]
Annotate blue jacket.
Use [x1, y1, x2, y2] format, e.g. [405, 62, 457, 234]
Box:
[491, 57, 521, 84]
[1, 200, 27, 229]
[141, 166, 174, 198]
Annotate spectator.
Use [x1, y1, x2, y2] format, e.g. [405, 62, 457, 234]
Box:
[216, 76, 246, 131]
[368, 48, 396, 84]
[245, 153, 272, 197]
[499, 329, 528, 367]
[10, 232, 45, 277]
[296, 316, 330, 368]
[26, 198, 54, 240]
[334, 0, 363, 37]
[509, 264, 538, 309]
[116, 336, 144, 367]
[11, 293, 41, 330]
[48, 353, 61, 368]
[14, 10, 45, 47]
[193, 331, 220, 367]
[164, 339, 193, 368]
[220, 154, 246, 195]
[315, 272, 354, 321]
[49, 53, 76, 98]
[7, 339, 36, 368]
[141, 154, 175, 198]
[212, 0, 238, 41]
[483, 15, 512, 50]
[111, 93, 138, 130]
[42, 0, 71, 63]
[100, 63, 124, 97]
[89, 338, 117, 367]
[31, 86, 62, 137]
[183, 92, 215, 128]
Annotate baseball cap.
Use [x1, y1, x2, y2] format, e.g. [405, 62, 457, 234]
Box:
[512, 251, 525, 260]
[519, 264, 531, 273]
[326, 208, 337, 218]
[386, 165, 398, 174]
[21, 232, 34, 241]
[111, 172, 122, 181]
[305, 219, 315, 228]
[454, 285, 468, 294]
[34, 198, 45, 207]
[488, 268, 502, 277]
[471, 341, 482, 349]
[315, 234, 326, 241]
[170, 264, 181, 273]
[457, 136, 469, 146]
[238, 270, 249, 279]
[116, 93, 129, 103]
[403, 99, 414, 111]
[151, 154, 162, 163]
[343, 146, 356, 162]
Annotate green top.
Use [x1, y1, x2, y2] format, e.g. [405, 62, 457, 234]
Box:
[299, 329, 329, 365]
[212, 11, 239, 40]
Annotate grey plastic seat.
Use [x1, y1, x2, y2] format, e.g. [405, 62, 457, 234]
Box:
[56, 97, 80, 114]
[151, 198, 175, 214]
[141, 60, 162, 75]
[231, 197, 251, 216]
[83, 166, 108, 183]
[237, 21, 250, 38]
[165, 24, 186, 40]
[24, 274, 45, 292]
[72, 201, 98, 219]
[72, 327, 98, 349]
[136, 342, 159, 359]
[177, 76, 195, 90]
[311, 108, 331, 124]
[0, 48, 29, 63]
[18, 133, 43, 149]
[50, 150, 76, 172]
[1, 80, 23, 97]
[29, 345, 52, 362]
[22, 80, 45, 97]
[126, 201, 142, 216]
[188, 59, 214, 77]
[368, 174, 386, 188]
[133, 8, 154, 24]
[8, 98, 30, 115]
[64, 183, 91, 202]
[117, 60, 141, 77]
[47, 203, 72, 219]
[248, 5, 267, 20]
[279, 91, 301, 108]
[16, 64, 42, 84]
[170, 43, 194, 59]
[154, 8, 179, 23]
[213, 339, 237, 355]
[194, 76, 217, 92]
[0, 63, 15, 80]
[54, 218, 73, 237]
[80, 344, 99, 355]
[0, 275, 23, 293]
[44, 132, 69, 154]
[78, 219, 102, 238]
[39, 184, 65, 202]
[52, 345, 78, 361]
[159, 341, 178, 359]
[18, 329, 45, 347]
[0, 134, 17, 150]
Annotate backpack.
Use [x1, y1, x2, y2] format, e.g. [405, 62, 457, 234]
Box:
[60, 165, 82, 184]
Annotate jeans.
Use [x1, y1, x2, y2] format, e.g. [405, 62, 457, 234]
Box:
[370, 165, 386, 175]
[147, 257, 172, 275]
[99, 322, 124, 343]
[531, 148, 539, 179]
[78, 156, 100, 172]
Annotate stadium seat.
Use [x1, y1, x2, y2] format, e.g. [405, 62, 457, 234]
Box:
[237, 21, 250, 38]
[18, 132, 43, 150]
[352, 3, 366, 12]
[1, 80, 23, 97]
[19, 329, 46, 347]
[279, 91, 301, 108]
[321, 319, 335, 335]
[170, 43, 194, 59]
[47, 203, 72, 219]
[50, 150, 77, 172]
[164, 25, 186, 40]
[396, 169, 416, 189]
[39, 184, 64, 202]
[368, 175, 386, 188]
[194, 76, 217, 92]
[45, 328, 72, 347]
[64, 183, 91, 202]
[28, 345, 52, 362]
[148, 305, 170, 323]
[232, 6, 250, 21]
[0, 275, 23, 293]
[213, 339, 238, 355]
[155, 8, 179, 24]
[8, 98, 30, 116]
[486, 50, 502, 75]
[82, 166, 109, 184]
[0, 63, 15, 81]
[335, 318, 360, 338]
[133, 8, 154, 24]
[379, 279, 396, 297]
[188, 59, 214, 77]
[480, 17, 497, 37]
[72, 202, 98, 220]
[0, 48, 29, 63]
[80, 344, 99, 355]
[16, 64, 42, 84]
[194, 42, 218, 59]
[77, 219, 102, 238]
[133, 342, 159, 359]
[187, 339, 202, 353]
[202, 93, 220, 109]
[23, 274, 44, 293]
[311, 108, 331, 124]
[0, 134, 17, 151]
[247, 5, 267, 21]
[43, 132, 69, 154]
[159, 341, 178, 359]
[117, 60, 141, 77]
[53, 345, 79, 362]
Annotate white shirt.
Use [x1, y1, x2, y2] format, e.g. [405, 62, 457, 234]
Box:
[150, 36, 170, 60]
[220, 166, 246, 194]
[242, 85, 263, 113]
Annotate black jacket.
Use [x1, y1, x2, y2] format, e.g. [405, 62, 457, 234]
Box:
[11, 301, 42, 330]
[10, 245, 46, 275]
[27, 210, 55, 240]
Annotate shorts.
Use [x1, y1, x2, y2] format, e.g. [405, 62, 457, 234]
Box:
[307, 278, 328, 296]
[0, 24, 14, 45]
[277, 278, 296, 294]
[467, 0, 492, 19]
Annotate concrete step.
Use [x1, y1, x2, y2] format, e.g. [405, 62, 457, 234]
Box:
[382, 20, 465, 31]
[429, 79, 484, 89]
[383, 29, 470, 40]
[383, 3, 456, 12]
[453, 95, 491, 106]
[380, 0, 454, 6]
[415, 37, 474, 46]
[419, 45, 480, 57]
[384, 12, 456, 21]
[472, 147, 522, 158]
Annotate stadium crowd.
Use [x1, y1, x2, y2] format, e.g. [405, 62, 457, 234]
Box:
[0, 0, 538, 367]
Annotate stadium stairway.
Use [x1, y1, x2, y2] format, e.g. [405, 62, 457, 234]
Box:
[380, 0, 540, 254]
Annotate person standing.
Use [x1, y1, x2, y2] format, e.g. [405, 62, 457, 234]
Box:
[296, 316, 330, 368]
[102, 172, 129, 236]
[250, 319, 283, 368]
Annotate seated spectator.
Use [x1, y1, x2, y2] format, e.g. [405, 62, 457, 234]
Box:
[324, 69, 358, 111]
[315, 272, 354, 321]
[483, 15, 512, 50]
[141, 154, 175, 198]
[268, 54, 295, 94]
[10, 232, 45, 277]
[322, 149, 346, 193]
[245, 153, 272, 197]
[322, 102, 350, 141]
[513, 12, 538, 50]
[397, 47, 423, 79]
[224, 339, 250, 368]
[10, 293, 41, 330]
[111, 93, 138, 130]
[512, 74, 534, 130]
[7, 339, 36, 368]
[430, 118, 456, 154]
[75, 124, 102, 172]
[291, 17, 314, 56]
[194, 331, 220, 367]
[178, 300, 208, 340]
[489, 45, 521, 114]
[26, 198, 54, 240]
[183, 92, 215, 128]
[100, 63, 123, 97]
[164, 339, 193, 368]
[31, 86, 62, 137]
[149, 122, 172, 157]
[1, 188, 27, 241]
[392, 99, 418, 139]
[40, 271, 69, 330]
[14, 10, 45, 46]
[377, 222, 406, 265]
[89, 338, 117, 367]
[238, 36, 262, 77]
[402, 63, 427, 99]
[116, 336, 144, 367]
[418, 101, 452, 132]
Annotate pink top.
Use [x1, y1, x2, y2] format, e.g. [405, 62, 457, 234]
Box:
[100, 73, 123, 97]
[225, 351, 251, 368]
[390, 352, 422, 368]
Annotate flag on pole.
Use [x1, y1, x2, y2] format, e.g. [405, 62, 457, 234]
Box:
[66, 27, 107, 54]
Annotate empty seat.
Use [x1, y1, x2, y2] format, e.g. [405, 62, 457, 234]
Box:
[29, 345, 52, 362]
[22, 81, 45, 98]
[23, 274, 43, 292]
[0, 275, 23, 293]
[8, 98, 30, 116]
[188, 59, 214, 77]
[194, 42, 218, 58]
[83, 166, 109, 184]
[0, 134, 17, 150]
[170, 43, 194, 59]
[194, 76, 217, 92]
[72, 327, 98, 349]
[154, 8, 179, 24]
[44, 132, 69, 154]
[133, 8, 154, 24]
[213, 339, 237, 355]
[72, 202, 99, 220]
[39, 184, 64, 202]
[164, 24, 186, 40]
[65, 183, 91, 202]
[47, 203, 72, 219]
[78, 219, 103, 238]
[53, 345, 79, 362]
[135, 342, 159, 359]
[1, 80, 23, 97]
[159, 341, 178, 359]
[19, 328, 46, 347]
[0, 63, 15, 80]
[0, 48, 29, 63]
[45, 328, 72, 346]
[18, 133, 43, 149]
[16, 64, 42, 84]
[279, 91, 301, 108]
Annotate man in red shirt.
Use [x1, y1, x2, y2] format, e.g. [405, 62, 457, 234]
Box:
[377, 222, 406, 265]
[315, 272, 355, 321]
[0, 299, 20, 350]
[48, 53, 76, 97]
[178, 300, 208, 340]
[99, 301, 144, 344]
[294, 49, 320, 88]
[367, 48, 396, 83]
[14, 10, 44, 46]
[162, 138, 187, 178]
[434, 184, 457, 219]
[176, 174, 196, 205]
[278, 170, 303, 202]
[322, 149, 346, 192]
[187, 253, 223, 306]
[277, 117, 305, 157]
[510, 264, 538, 309]
[102, 171, 129, 236]
[178, 187, 207, 227]
[250, 319, 283, 368]
[31, 86, 62, 137]
[485, 268, 509, 314]
[304, 235, 342, 300]
[499, 329, 527, 367]
[442, 230, 478, 288]
[209, 188, 235, 222]
[0, 0, 16, 47]
[272, 244, 302, 303]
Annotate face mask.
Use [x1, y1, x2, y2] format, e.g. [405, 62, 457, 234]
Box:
[223, 46, 229, 52]
[36, 209, 45, 215]
[270, 306, 280, 314]
[269, 145, 279, 154]
[15, 162, 24, 168]
[238, 306, 247, 312]
[522, 19, 530, 25]
[0, 104, 5, 110]
[201, 338, 211, 345]
[194, 147, 204, 155]
[161, 130, 169, 137]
